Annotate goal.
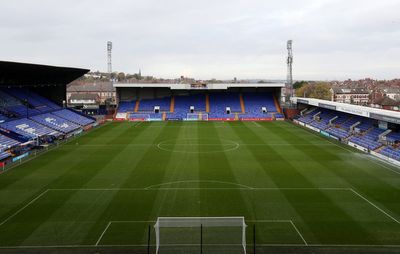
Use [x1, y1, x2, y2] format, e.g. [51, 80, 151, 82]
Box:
[154, 217, 247, 254]
[186, 113, 208, 121]
[128, 113, 150, 121]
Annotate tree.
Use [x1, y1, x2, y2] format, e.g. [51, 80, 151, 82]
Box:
[309, 82, 332, 100]
[110, 72, 118, 80]
[295, 84, 313, 97]
[117, 72, 126, 81]
[293, 81, 308, 90]
[295, 82, 332, 100]
[133, 73, 141, 80]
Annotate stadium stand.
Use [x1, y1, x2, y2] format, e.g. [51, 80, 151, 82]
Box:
[30, 113, 81, 134]
[341, 116, 362, 130]
[349, 128, 386, 150]
[326, 126, 351, 139]
[309, 109, 334, 130]
[3, 88, 60, 113]
[116, 91, 284, 120]
[52, 109, 95, 126]
[173, 94, 206, 119]
[0, 113, 9, 122]
[0, 60, 94, 165]
[240, 92, 277, 119]
[0, 89, 39, 117]
[0, 134, 20, 159]
[209, 92, 241, 118]
[0, 151, 10, 160]
[297, 111, 316, 124]
[118, 101, 135, 113]
[295, 105, 400, 156]
[380, 146, 400, 161]
[385, 131, 400, 143]
[0, 134, 20, 148]
[138, 97, 170, 112]
[0, 118, 60, 139]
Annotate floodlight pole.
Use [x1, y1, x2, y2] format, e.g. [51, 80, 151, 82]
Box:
[286, 40, 294, 102]
[107, 41, 112, 78]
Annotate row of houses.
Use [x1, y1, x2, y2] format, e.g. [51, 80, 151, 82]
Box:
[330, 87, 400, 111]
[67, 81, 116, 105]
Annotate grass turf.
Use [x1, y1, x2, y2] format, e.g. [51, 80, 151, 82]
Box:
[0, 121, 399, 252]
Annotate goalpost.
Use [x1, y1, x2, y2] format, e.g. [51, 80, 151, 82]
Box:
[154, 217, 247, 254]
[128, 113, 150, 121]
[186, 113, 209, 121]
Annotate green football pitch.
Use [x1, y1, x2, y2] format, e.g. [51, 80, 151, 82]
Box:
[0, 121, 399, 253]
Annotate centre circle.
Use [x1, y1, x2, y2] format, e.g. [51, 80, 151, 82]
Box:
[157, 138, 239, 153]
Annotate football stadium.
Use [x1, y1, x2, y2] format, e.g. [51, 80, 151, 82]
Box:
[0, 61, 400, 254]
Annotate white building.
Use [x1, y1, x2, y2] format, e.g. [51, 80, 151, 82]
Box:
[330, 87, 369, 105]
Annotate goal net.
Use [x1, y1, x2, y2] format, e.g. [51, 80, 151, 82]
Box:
[128, 113, 150, 121]
[154, 217, 247, 254]
[186, 113, 208, 121]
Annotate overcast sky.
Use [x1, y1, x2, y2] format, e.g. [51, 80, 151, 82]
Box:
[1, 0, 399, 80]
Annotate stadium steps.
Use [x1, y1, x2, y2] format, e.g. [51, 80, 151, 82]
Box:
[162, 112, 166, 121]
[170, 96, 175, 113]
[341, 116, 354, 126]
[363, 127, 375, 135]
[239, 93, 245, 113]
[374, 145, 386, 153]
[134, 100, 140, 112]
[205, 94, 210, 113]
[273, 95, 282, 113]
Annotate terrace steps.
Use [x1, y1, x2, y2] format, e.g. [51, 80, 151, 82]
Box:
[134, 100, 140, 112]
[239, 94, 245, 113]
[273, 95, 282, 113]
[342, 116, 354, 125]
[170, 96, 175, 113]
[374, 145, 386, 153]
[205, 94, 210, 113]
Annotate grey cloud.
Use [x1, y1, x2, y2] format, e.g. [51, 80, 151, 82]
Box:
[0, 0, 399, 80]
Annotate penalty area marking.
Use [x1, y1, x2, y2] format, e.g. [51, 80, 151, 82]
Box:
[2, 243, 400, 249]
[145, 180, 254, 190]
[95, 219, 307, 246]
[0, 189, 49, 227]
[1, 187, 399, 239]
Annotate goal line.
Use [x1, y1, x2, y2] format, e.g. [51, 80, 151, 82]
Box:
[154, 217, 247, 254]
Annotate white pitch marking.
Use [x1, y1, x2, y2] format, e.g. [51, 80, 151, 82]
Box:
[290, 220, 308, 246]
[134, 121, 143, 127]
[156, 138, 240, 153]
[350, 188, 400, 224]
[110, 220, 155, 223]
[145, 180, 254, 190]
[96, 221, 112, 246]
[62, 143, 337, 147]
[2, 243, 400, 249]
[45, 187, 349, 191]
[0, 189, 49, 227]
[295, 122, 400, 174]
[2, 187, 398, 235]
[253, 122, 262, 127]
